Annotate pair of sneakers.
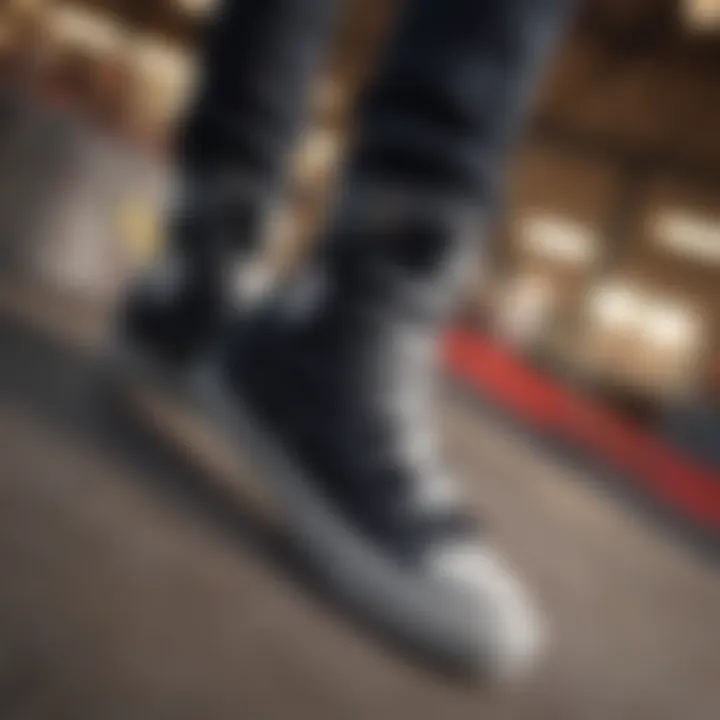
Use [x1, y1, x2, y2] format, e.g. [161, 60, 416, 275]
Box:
[116, 199, 546, 680]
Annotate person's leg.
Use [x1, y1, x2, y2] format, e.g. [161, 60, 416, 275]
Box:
[176, 0, 343, 255]
[342, 0, 574, 260]
[222, 0, 576, 677]
[122, 0, 342, 364]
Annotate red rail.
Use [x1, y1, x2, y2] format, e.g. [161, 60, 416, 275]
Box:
[444, 329, 720, 531]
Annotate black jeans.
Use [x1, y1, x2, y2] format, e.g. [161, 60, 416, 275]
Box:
[175, 0, 574, 267]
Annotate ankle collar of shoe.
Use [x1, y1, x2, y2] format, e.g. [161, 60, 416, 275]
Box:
[314, 184, 484, 321]
[325, 183, 483, 264]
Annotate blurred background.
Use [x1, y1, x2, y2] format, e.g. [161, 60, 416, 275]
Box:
[1, 0, 718, 519]
[0, 1, 719, 718]
[2, 0, 720, 431]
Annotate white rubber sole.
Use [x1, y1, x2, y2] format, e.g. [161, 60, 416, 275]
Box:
[103, 338, 545, 680]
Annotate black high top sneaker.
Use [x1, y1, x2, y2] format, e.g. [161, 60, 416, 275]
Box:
[204, 190, 546, 678]
[118, 178, 272, 373]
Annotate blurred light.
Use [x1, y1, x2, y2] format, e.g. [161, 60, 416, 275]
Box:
[48, 5, 125, 57]
[652, 209, 720, 266]
[684, 0, 720, 31]
[117, 196, 162, 267]
[588, 284, 642, 329]
[132, 37, 193, 92]
[130, 37, 195, 125]
[293, 128, 339, 183]
[520, 213, 600, 269]
[589, 282, 704, 356]
[645, 302, 701, 352]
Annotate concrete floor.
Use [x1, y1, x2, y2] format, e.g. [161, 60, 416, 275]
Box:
[0, 280, 719, 720]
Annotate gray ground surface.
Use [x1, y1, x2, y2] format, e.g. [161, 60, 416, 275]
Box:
[0, 280, 719, 720]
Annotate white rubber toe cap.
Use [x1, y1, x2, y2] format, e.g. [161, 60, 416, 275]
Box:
[426, 542, 548, 681]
